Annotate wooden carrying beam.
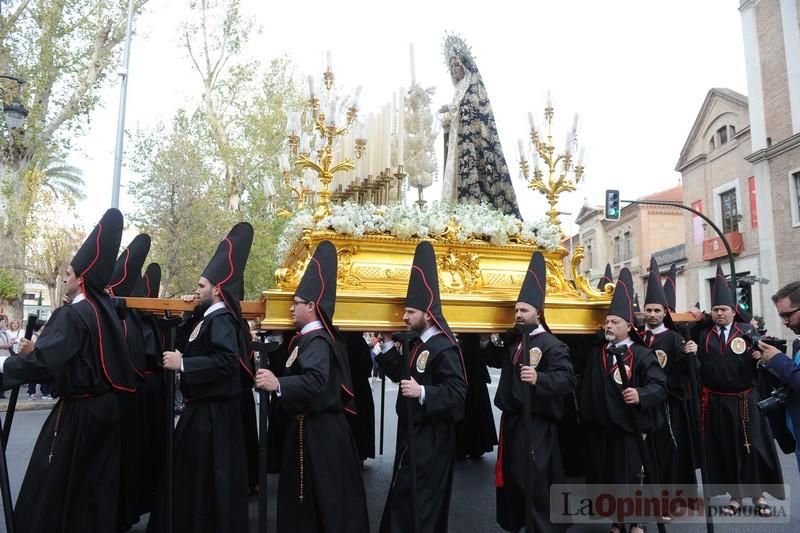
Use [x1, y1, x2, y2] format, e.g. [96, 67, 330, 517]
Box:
[123, 297, 265, 320]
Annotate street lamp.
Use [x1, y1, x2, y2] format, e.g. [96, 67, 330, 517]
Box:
[0, 75, 29, 132]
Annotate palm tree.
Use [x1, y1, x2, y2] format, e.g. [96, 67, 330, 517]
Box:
[29, 157, 86, 201]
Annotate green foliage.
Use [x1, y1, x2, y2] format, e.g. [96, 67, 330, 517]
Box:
[0, 268, 22, 303]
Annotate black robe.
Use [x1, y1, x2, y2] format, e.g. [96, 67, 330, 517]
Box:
[376, 332, 467, 533]
[136, 309, 166, 518]
[117, 307, 149, 530]
[484, 330, 575, 533]
[456, 333, 498, 460]
[579, 341, 667, 488]
[344, 332, 376, 461]
[2, 301, 125, 533]
[276, 328, 369, 533]
[644, 328, 699, 495]
[697, 322, 785, 499]
[265, 339, 290, 473]
[147, 306, 249, 533]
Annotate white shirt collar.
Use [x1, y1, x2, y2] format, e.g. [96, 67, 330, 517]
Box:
[608, 336, 634, 349]
[71, 292, 86, 304]
[204, 301, 226, 317]
[421, 325, 442, 343]
[646, 324, 668, 335]
[301, 320, 323, 335]
[528, 324, 546, 336]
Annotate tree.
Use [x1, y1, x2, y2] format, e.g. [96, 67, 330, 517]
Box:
[0, 0, 149, 314]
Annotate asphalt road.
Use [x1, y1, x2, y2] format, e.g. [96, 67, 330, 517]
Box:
[0, 370, 798, 532]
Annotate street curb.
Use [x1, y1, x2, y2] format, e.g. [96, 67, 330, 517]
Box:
[0, 400, 57, 412]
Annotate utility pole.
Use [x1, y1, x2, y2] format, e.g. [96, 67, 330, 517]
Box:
[111, 0, 136, 209]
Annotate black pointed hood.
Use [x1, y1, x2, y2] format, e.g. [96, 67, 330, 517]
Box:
[108, 234, 151, 298]
[133, 263, 161, 298]
[711, 264, 736, 310]
[644, 257, 668, 308]
[663, 263, 677, 312]
[71, 208, 137, 392]
[644, 256, 674, 330]
[71, 208, 124, 290]
[608, 267, 636, 324]
[597, 263, 613, 290]
[295, 240, 338, 338]
[202, 222, 254, 324]
[406, 242, 457, 347]
[517, 251, 551, 331]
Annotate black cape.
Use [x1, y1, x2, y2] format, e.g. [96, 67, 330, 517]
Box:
[2, 301, 123, 532]
[579, 341, 667, 486]
[147, 306, 249, 533]
[455, 333, 498, 459]
[276, 328, 369, 532]
[696, 322, 785, 499]
[376, 332, 467, 533]
[343, 332, 376, 461]
[484, 329, 575, 532]
[643, 328, 699, 492]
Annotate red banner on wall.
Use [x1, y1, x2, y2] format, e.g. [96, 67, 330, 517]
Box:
[748, 176, 758, 229]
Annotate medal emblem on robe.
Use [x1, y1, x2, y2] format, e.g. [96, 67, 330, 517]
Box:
[529, 347, 542, 368]
[655, 349, 668, 368]
[613, 365, 632, 385]
[188, 320, 203, 342]
[285, 346, 299, 368]
[730, 337, 747, 355]
[416, 350, 430, 373]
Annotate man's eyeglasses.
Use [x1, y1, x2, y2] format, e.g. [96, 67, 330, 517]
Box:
[778, 307, 800, 321]
[291, 299, 312, 307]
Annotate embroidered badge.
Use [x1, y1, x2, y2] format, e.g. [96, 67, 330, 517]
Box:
[529, 347, 542, 368]
[285, 346, 299, 368]
[416, 350, 430, 373]
[730, 337, 747, 355]
[655, 349, 668, 368]
[613, 365, 632, 386]
[188, 320, 203, 342]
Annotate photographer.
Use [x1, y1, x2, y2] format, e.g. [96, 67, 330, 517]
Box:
[757, 281, 800, 471]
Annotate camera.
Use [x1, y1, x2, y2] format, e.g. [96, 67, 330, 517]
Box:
[757, 386, 790, 414]
[745, 332, 788, 353]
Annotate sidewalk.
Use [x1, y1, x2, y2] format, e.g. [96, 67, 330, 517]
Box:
[0, 395, 57, 412]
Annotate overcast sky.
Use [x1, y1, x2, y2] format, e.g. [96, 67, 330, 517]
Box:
[69, 0, 748, 235]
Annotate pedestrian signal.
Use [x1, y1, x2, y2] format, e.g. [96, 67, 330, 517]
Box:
[605, 190, 620, 220]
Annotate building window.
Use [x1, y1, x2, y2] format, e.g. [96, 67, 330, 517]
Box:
[720, 188, 739, 233]
[729, 125, 736, 138]
[624, 231, 632, 260]
[717, 126, 728, 145]
[613, 236, 621, 263]
[794, 172, 800, 225]
[709, 137, 716, 151]
[586, 241, 593, 269]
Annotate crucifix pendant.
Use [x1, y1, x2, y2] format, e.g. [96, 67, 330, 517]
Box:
[636, 466, 646, 486]
[744, 442, 751, 454]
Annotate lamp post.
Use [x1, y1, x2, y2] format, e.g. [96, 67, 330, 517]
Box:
[0, 75, 29, 134]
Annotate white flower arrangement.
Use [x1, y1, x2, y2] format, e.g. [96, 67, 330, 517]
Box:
[276, 201, 562, 264]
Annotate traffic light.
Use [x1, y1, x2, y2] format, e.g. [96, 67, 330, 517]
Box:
[736, 281, 752, 314]
[605, 189, 620, 220]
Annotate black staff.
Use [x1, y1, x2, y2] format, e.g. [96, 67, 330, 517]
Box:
[253, 337, 279, 533]
[379, 366, 386, 455]
[516, 323, 536, 533]
[1, 314, 38, 450]
[393, 330, 421, 533]
[610, 345, 667, 533]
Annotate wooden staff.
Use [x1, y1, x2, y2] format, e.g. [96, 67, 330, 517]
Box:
[2, 314, 38, 449]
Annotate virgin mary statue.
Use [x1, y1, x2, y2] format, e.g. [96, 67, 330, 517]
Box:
[439, 33, 521, 218]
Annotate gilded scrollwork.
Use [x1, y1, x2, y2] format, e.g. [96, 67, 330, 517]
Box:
[336, 246, 364, 288]
[571, 246, 614, 300]
[437, 248, 481, 293]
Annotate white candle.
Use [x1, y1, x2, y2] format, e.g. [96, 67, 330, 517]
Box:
[518, 139, 525, 161]
[546, 89, 552, 108]
[398, 89, 405, 166]
[572, 112, 579, 134]
[352, 85, 362, 109]
[307, 75, 315, 99]
[528, 112, 536, 131]
[409, 43, 416, 85]
[577, 146, 586, 166]
[326, 50, 333, 72]
[565, 132, 573, 154]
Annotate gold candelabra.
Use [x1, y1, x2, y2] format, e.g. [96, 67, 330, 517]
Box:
[285, 67, 366, 221]
[519, 101, 585, 230]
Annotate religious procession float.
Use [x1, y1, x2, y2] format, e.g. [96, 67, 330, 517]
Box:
[131, 35, 631, 334]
